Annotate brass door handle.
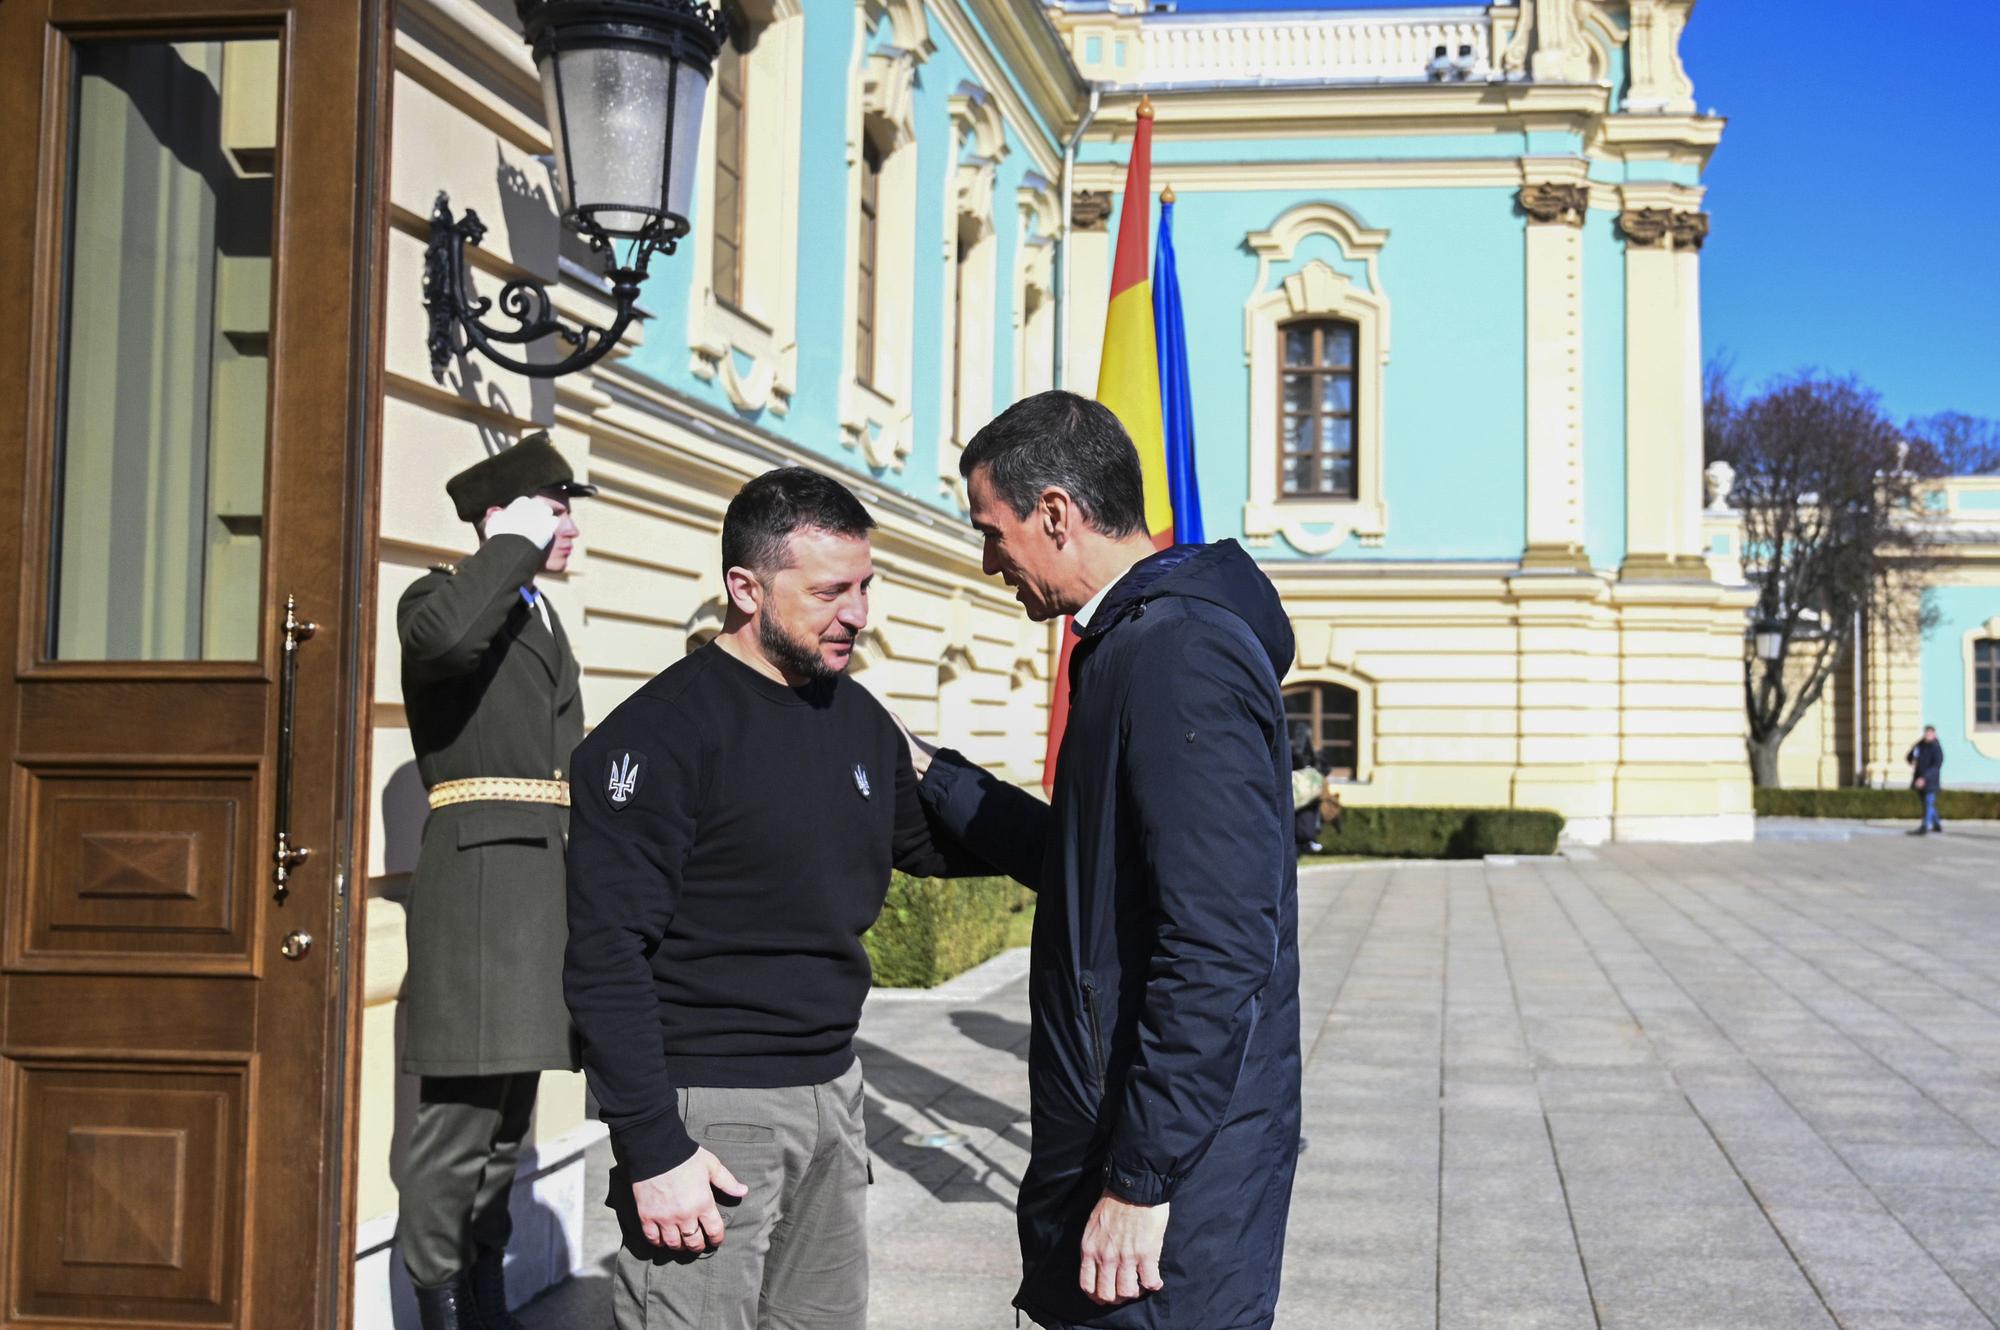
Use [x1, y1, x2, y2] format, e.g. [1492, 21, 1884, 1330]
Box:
[274, 596, 317, 903]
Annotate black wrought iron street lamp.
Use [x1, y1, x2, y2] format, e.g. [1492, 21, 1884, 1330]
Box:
[424, 0, 729, 379]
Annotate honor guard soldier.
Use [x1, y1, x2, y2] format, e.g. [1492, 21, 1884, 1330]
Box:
[396, 433, 595, 1330]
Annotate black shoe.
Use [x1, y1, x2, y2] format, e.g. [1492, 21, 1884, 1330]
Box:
[414, 1275, 487, 1330]
[470, 1248, 526, 1330]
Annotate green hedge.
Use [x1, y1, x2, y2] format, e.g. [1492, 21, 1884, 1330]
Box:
[1316, 805, 1565, 859]
[864, 872, 1021, 989]
[1755, 787, 2000, 820]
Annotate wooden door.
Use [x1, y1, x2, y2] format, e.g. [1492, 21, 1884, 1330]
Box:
[0, 0, 385, 1326]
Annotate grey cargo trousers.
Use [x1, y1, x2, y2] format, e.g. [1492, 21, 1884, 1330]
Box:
[610, 1061, 870, 1330]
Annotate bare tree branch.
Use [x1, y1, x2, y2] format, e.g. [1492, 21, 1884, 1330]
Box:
[1705, 367, 1948, 785]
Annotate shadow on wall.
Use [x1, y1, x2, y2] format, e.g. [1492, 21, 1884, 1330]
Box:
[427, 151, 563, 432]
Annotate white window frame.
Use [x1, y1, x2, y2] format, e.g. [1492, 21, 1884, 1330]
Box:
[1964, 618, 2000, 759]
[838, 0, 930, 470]
[687, 0, 806, 415]
[1243, 202, 1391, 555]
[938, 85, 1005, 509]
[1014, 174, 1057, 402]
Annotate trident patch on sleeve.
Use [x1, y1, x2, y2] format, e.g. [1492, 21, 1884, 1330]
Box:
[605, 751, 645, 809]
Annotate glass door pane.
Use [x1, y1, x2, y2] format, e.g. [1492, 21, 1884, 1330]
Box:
[50, 37, 279, 660]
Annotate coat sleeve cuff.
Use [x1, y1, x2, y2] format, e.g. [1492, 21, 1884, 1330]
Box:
[918, 748, 976, 820]
[1103, 1156, 1178, 1207]
[610, 1109, 698, 1182]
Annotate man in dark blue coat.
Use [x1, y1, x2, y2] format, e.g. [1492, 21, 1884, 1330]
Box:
[1907, 724, 1945, 833]
[902, 391, 1301, 1330]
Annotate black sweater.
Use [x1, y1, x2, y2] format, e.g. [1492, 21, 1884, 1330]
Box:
[564, 643, 984, 1180]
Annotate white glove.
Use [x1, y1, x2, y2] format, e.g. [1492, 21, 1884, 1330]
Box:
[485, 494, 560, 549]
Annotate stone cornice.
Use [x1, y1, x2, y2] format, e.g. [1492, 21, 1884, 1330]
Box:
[923, 0, 1072, 176]
[957, 0, 1085, 145]
[1074, 158, 1617, 213]
[1085, 81, 1611, 142]
[1592, 112, 1726, 168]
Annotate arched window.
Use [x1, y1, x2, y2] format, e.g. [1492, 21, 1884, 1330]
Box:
[1278, 318, 1358, 500]
[1283, 682, 1357, 779]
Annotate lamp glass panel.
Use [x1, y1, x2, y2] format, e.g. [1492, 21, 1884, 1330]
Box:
[542, 42, 708, 236]
[665, 57, 709, 224]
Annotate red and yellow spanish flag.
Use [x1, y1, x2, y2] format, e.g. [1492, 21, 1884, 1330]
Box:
[1043, 97, 1173, 793]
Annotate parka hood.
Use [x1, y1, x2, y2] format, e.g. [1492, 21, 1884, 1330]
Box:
[1083, 538, 1295, 679]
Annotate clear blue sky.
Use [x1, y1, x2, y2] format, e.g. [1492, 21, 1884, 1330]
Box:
[1164, 0, 1998, 424]
[1684, 1, 1998, 423]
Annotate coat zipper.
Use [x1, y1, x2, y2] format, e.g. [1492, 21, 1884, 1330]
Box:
[1080, 973, 1107, 1094]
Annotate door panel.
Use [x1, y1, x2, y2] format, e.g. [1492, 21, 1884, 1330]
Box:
[0, 0, 383, 1325]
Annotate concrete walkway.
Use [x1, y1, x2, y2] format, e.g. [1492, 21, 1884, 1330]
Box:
[521, 827, 2000, 1329]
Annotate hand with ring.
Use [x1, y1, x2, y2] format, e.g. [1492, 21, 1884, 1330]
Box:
[631, 1148, 748, 1254]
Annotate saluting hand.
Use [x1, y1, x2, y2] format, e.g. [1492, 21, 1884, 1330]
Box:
[483, 493, 562, 549]
[633, 1148, 748, 1254]
[1079, 1193, 1169, 1306]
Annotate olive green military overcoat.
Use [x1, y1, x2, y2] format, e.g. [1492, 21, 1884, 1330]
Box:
[397, 533, 582, 1076]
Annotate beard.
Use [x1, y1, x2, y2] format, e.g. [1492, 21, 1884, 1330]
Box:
[758, 606, 852, 682]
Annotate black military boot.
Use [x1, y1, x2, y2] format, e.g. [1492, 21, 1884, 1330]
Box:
[469, 1248, 527, 1330]
[413, 1274, 487, 1330]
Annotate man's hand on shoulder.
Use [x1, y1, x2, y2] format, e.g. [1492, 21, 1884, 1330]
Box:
[631, 1147, 748, 1253]
[1079, 1192, 1169, 1306]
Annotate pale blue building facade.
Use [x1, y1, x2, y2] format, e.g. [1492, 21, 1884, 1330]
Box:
[573, 0, 1754, 841]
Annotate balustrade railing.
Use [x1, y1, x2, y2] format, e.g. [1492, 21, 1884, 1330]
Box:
[1124, 10, 1495, 86]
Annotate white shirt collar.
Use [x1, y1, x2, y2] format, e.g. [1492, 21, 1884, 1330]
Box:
[1072, 565, 1132, 630]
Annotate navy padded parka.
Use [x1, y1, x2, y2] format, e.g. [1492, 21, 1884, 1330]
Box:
[920, 540, 1302, 1330]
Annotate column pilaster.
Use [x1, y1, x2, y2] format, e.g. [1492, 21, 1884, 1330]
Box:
[1519, 181, 1590, 572]
[1618, 198, 1711, 582]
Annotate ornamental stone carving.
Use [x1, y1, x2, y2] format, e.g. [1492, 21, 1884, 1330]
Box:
[1670, 210, 1710, 251]
[1617, 207, 1710, 250]
[1071, 190, 1113, 232]
[1615, 207, 1675, 246]
[1518, 182, 1589, 227]
[1704, 459, 1735, 510]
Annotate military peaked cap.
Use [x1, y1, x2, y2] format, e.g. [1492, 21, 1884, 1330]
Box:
[446, 432, 599, 522]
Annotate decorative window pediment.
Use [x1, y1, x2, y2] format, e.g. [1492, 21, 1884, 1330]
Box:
[1243, 203, 1391, 555]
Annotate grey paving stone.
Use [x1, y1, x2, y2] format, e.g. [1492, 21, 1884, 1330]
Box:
[512, 837, 2000, 1330]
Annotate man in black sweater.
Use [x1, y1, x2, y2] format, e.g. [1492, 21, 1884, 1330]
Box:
[564, 467, 986, 1330]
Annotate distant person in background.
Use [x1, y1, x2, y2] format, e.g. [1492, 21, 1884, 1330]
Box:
[1907, 725, 1945, 834]
[1291, 726, 1326, 857]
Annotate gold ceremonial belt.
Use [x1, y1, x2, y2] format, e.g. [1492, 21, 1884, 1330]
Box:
[427, 777, 571, 810]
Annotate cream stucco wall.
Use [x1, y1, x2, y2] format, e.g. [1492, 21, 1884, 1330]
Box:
[359, 3, 1051, 1303]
